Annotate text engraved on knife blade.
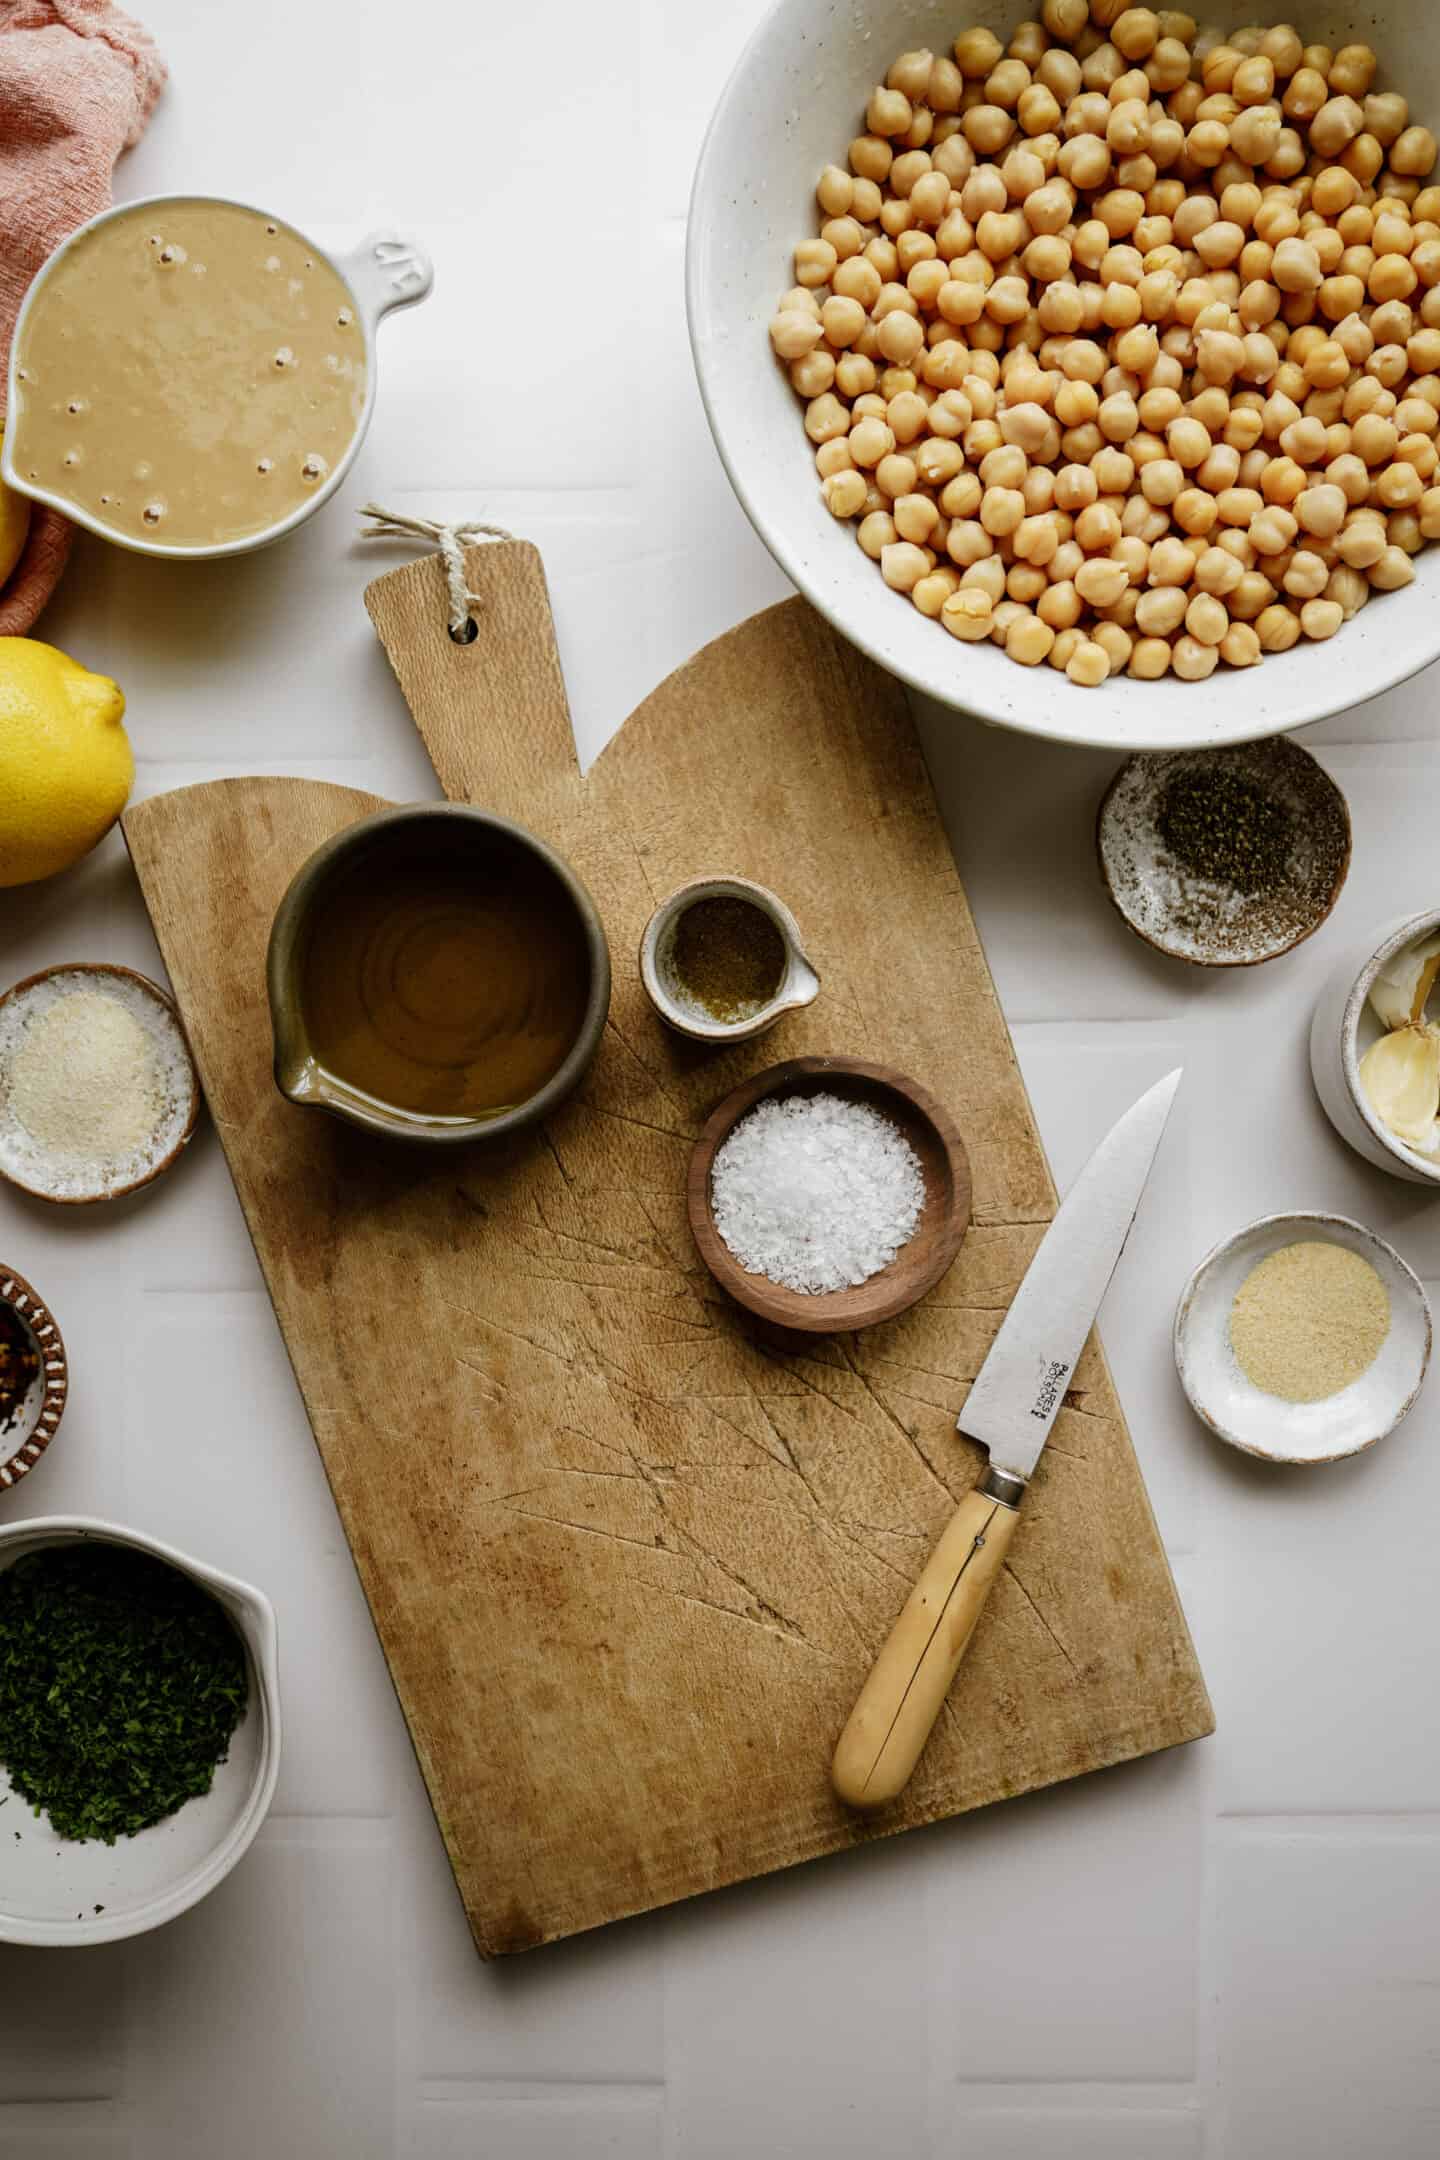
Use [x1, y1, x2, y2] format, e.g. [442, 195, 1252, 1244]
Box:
[1031, 1359, 1071, 1420]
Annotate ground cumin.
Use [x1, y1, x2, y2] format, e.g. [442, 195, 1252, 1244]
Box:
[671, 897, 785, 1022]
[1229, 1241, 1390, 1404]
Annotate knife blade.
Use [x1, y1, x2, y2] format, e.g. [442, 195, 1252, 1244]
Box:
[957, 1065, 1183, 1486]
[831, 1068, 1181, 1812]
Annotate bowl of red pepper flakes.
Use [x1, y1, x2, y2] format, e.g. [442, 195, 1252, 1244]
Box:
[0, 1268, 67, 1490]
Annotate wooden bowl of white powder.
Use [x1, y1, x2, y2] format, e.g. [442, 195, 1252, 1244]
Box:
[687, 1055, 970, 1334]
[0, 965, 200, 1205]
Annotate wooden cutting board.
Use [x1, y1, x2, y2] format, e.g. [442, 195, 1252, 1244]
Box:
[123, 544, 1212, 1956]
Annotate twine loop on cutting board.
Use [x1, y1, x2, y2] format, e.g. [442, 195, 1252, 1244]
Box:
[359, 504, 516, 644]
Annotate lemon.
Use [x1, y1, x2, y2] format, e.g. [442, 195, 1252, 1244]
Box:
[0, 639, 132, 887]
[0, 428, 31, 591]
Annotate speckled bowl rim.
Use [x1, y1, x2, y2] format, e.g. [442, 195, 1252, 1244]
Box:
[0, 1266, 67, 1489]
[0, 964, 201, 1205]
[1173, 1209, 1431, 1464]
[638, 875, 819, 1043]
[1096, 742, 1352, 970]
[1339, 906, 1440, 1186]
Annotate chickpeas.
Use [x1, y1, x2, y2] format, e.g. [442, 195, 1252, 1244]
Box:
[822, 469, 869, 519]
[775, 15, 1440, 686]
[1295, 482, 1348, 537]
[1300, 596, 1344, 637]
[1066, 639, 1111, 684]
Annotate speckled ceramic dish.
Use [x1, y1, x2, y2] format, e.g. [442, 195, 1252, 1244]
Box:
[1174, 1212, 1431, 1464]
[0, 964, 200, 1205]
[1098, 740, 1351, 968]
[0, 1267, 67, 1491]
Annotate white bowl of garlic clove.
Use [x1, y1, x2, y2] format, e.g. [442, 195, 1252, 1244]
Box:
[1311, 908, 1440, 1186]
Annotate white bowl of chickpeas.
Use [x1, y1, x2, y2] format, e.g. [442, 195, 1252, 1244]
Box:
[687, 0, 1440, 745]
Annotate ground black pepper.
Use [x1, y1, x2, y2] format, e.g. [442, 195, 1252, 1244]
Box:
[672, 897, 786, 1021]
[0, 1305, 40, 1434]
[1155, 768, 1295, 894]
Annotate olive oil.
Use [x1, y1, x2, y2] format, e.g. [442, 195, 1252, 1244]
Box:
[298, 829, 591, 1122]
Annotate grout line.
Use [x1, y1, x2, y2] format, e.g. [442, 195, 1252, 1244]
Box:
[952, 2075, 1198, 2093]
[1195, 1690, 1223, 2160]
[139, 1283, 266, 1297]
[945, 2082, 1208, 2099]
[0, 2096, 121, 2113]
[418, 2076, 667, 2099]
[1216, 1809, 1440, 1827]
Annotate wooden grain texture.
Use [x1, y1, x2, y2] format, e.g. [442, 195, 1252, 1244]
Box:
[123, 540, 1213, 1956]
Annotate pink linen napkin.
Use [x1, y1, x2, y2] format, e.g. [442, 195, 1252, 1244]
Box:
[0, 0, 166, 634]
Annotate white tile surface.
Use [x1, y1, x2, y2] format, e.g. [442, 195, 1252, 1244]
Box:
[663, 1837, 932, 2158]
[409, 2089, 664, 2160]
[0, 2134, 134, 2160]
[123, 1818, 396, 2159]
[0, 0, 1437, 2151]
[1216, 1829, 1440, 2159]
[0, 1940, 126, 2102]
[930, 1748, 1202, 2085]
[944, 2105, 1204, 2158]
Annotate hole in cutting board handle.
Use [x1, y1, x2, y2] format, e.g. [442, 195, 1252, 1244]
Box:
[449, 617, 479, 646]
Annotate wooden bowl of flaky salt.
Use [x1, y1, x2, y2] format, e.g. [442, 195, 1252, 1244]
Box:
[0, 965, 200, 1206]
[686, 1055, 970, 1334]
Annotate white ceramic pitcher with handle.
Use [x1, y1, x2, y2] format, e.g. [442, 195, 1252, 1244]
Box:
[1, 193, 433, 561]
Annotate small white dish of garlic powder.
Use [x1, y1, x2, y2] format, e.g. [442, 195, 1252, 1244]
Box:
[0, 964, 200, 1204]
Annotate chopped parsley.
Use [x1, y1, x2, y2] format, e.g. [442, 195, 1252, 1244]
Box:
[0, 1544, 248, 1843]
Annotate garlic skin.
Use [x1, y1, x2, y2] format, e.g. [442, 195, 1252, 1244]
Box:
[1368, 932, 1440, 1032]
[1359, 1023, 1440, 1154]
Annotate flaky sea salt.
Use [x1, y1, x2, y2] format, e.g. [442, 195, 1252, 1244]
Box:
[710, 1091, 924, 1294]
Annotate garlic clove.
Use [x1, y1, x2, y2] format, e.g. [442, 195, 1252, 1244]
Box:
[1359, 1022, 1440, 1148]
[1368, 932, 1440, 1031]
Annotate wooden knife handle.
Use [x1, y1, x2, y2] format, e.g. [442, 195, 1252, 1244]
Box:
[831, 1483, 1020, 1811]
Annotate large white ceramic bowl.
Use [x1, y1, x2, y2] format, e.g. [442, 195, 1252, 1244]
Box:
[687, 0, 1440, 749]
[0, 1517, 280, 1946]
[1, 193, 432, 561]
[1311, 906, 1440, 1185]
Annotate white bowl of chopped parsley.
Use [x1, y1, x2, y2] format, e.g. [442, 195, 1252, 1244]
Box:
[0, 1516, 280, 1945]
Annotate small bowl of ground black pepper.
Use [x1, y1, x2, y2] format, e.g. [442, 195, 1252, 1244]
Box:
[640, 876, 820, 1044]
[1098, 740, 1351, 969]
[0, 1517, 279, 1945]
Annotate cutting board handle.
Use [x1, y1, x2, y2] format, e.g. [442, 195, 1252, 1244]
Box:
[364, 538, 577, 818]
[831, 1484, 1020, 1811]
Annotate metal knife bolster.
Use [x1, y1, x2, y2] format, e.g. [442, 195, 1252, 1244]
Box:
[976, 1464, 1027, 1508]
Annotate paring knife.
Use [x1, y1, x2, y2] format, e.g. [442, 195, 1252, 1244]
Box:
[831, 1068, 1182, 1813]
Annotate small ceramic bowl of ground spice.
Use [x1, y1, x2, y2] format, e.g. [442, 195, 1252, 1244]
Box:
[0, 1516, 280, 1946]
[1098, 740, 1351, 968]
[687, 1054, 970, 1333]
[1174, 1212, 1431, 1465]
[0, 1268, 68, 1491]
[640, 877, 820, 1044]
[0, 964, 200, 1204]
